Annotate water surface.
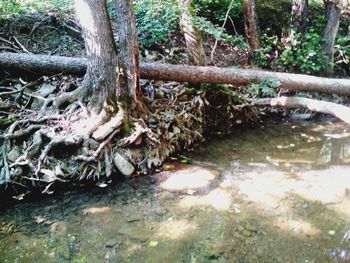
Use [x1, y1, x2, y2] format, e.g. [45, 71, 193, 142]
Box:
[1, 120, 350, 262]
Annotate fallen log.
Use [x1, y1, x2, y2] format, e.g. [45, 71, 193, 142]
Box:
[1, 52, 350, 96]
[253, 96, 350, 124]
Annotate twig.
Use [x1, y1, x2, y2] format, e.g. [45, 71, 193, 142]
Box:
[1, 124, 42, 140]
[0, 46, 19, 52]
[210, 0, 235, 63]
[94, 128, 120, 158]
[0, 37, 18, 49]
[12, 37, 31, 54]
[228, 15, 239, 36]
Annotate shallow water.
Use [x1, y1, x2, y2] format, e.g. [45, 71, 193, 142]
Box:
[1, 120, 350, 262]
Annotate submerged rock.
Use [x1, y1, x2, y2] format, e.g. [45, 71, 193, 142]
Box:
[114, 153, 135, 177]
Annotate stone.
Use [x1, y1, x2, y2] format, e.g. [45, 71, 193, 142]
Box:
[290, 113, 312, 120]
[114, 152, 135, 177]
[30, 99, 43, 111]
[7, 146, 20, 162]
[105, 239, 119, 248]
[13, 167, 23, 177]
[36, 83, 56, 98]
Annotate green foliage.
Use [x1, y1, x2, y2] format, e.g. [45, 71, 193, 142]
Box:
[308, 1, 326, 33]
[256, 0, 291, 36]
[135, 0, 179, 48]
[106, 0, 117, 19]
[193, 16, 247, 48]
[279, 30, 323, 75]
[135, 0, 244, 48]
[0, 0, 72, 18]
[194, 0, 243, 27]
[247, 80, 280, 99]
[254, 28, 324, 75]
[253, 32, 279, 68]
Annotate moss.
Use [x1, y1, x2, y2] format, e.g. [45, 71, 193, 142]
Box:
[122, 116, 135, 137]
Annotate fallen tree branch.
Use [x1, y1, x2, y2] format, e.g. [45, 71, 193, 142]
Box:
[1, 52, 350, 96]
[253, 96, 350, 124]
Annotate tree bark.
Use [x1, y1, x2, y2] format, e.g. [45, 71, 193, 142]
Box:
[74, 0, 119, 115]
[322, 0, 343, 76]
[243, 0, 260, 49]
[1, 52, 350, 96]
[291, 0, 309, 34]
[179, 0, 206, 66]
[253, 96, 350, 124]
[115, 0, 145, 111]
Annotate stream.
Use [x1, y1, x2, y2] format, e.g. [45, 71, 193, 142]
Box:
[1, 119, 350, 262]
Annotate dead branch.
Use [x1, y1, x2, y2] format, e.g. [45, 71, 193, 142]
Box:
[253, 96, 350, 124]
[1, 52, 350, 96]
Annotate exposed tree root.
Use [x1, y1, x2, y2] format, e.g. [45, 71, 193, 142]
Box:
[0, 75, 255, 197]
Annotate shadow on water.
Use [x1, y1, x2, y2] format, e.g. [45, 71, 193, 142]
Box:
[1, 119, 350, 262]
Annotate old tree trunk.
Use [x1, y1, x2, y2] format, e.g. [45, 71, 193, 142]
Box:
[0, 0, 157, 192]
[74, 0, 118, 115]
[243, 0, 261, 49]
[2, 52, 350, 96]
[179, 0, 206, 66]
[322, 0, 345, 76]
[291, 0, 309, 34]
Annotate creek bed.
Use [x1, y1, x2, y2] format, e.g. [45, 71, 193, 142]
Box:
[1, 120, 350, 262]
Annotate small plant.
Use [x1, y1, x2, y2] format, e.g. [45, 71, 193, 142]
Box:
[247, 80, 280, 99]
[0, 0, 72, 18]
[253, 32, 279, 68]
[279, 29, 323, 75]
[135, 0, 179, 48]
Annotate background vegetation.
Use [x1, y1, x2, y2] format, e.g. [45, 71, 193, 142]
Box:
[0, 0, 349, 76]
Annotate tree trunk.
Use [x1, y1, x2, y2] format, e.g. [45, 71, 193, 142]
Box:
[1, 52, 350, 96]
[115, 0, 145, 112]
[253, 96, 350, 124]
[179, 0, 206, 66]
[291, 0, 309, 34]
[322, 0, 342, 76]
[74, 0, 119, 115]
[242, 0, 260, 49]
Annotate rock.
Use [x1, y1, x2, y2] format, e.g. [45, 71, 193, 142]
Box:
[105, 239, 119, 248]
[290, 113, 312, 120]
[30, 99, 43, 110]
[117, 227, 147, 241]
[158, 191, 175, 200]
[242, 230, 251, 237]
[50, 221, 68, 235]
[36, 82, 56, 98]
[7, 146, 20, 162]
[13, 167, 23, 177]
[113, 153, 135, 177]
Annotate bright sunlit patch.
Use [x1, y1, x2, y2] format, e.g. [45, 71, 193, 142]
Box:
[234, 164, 350, 219]
[324, 132, 350, 139]
[238, 170, 293, 209]
[292, 166, 350, 203]
[178, 188, 232, 210]
[160, 166, 219, 191]
[155, 220, 197, 240]
[274, 217, 320, 236]
[83, 206, 111, 215]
